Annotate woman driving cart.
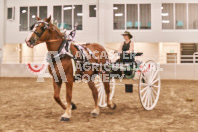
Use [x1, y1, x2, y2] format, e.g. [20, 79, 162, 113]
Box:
[115, 31, 135, 76]
[117, 31, 134, 54]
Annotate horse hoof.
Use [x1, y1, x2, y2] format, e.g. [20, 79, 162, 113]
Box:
[91, 113, 98, 118]
[71, 102, 77, 110]
[60, 117, 70, 122]
[110, 103, 116, 110]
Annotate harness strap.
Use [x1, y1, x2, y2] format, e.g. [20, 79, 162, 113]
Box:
[73, 45, 89, 62]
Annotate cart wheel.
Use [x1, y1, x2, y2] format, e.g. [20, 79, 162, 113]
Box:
[94, 75, 115, 107]
[139, 60, 161, 110]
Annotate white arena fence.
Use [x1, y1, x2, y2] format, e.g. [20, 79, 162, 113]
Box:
[0, 54, 198, 80]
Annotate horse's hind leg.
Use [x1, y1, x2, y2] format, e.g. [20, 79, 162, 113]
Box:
[103, 76, 116, 110]
[88, 79, 99, 117]
[53, 80, 66, 110]
[60, 77, 73, 121]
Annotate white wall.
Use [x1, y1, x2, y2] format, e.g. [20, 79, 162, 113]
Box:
[105, 42, 159, 63]
[160, 64, 198, 80]
[2, 44, 20, 63]
[0, 0, 5, 56]
[2, 0, 198, 79]
[0, 0, 5, 76]
[134, 42, 159, 62]
[4, 0, 198, 45]
[159, 42, 181, 64]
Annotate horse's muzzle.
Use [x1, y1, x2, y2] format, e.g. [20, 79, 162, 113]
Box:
[25, 39, 35, 48]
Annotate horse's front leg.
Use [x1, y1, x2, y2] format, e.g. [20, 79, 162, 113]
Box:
[53, 80, 66, 110]
[60, 75, 73, 121]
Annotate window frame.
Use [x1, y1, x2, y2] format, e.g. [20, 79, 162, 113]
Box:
[161, 2, 198, 31]
[19, 6, 48, 32]
[113, 4, 126, 30]
[187, 2, 198, 30]
[126, 4, 138, 30]
[53, 5, 83, 31]
[113, 3, 152, 31]
[19, 6, 29, 32]
[39, 6, 48, 19]
[139, 3, 152, 30]
[74, 5, 83, 30]
[89, 5, 97, 18]
[53, 5, 63, 29]
[161, 3, 174, 30]
[29, 6, 38, 30]
[175, 3, 187, 30]
[7, 7, 15, 20]
[63, 5, 73, 30]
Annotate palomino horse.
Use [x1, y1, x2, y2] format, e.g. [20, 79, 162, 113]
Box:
[25, 16, 116, 121]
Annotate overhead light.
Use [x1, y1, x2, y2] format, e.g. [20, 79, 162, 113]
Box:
[94, 7, 97, 10]
[115, 13, 123, 16]
[32, 15, 36, 18]
[162, 20, 170, 23]
[161, 13, 169, 16]
[113, 7, 118, 10]
[63, 7, 73, 10]
[77, 13, 83, 16]
[161, 7, 164, 10]
[22, 10, 26, 13]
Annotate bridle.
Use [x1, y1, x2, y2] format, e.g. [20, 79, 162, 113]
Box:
[31, 20, 49, 38]
[30, 20, 63, 44]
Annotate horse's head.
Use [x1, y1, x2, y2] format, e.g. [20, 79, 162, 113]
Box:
[25, 16, 52, 48]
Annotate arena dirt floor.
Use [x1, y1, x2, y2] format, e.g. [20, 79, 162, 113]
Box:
[0, 78, 198, 132]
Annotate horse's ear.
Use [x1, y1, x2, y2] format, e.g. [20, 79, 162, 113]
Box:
[36, 17, 41, 21]
[46, 15, 51, 22]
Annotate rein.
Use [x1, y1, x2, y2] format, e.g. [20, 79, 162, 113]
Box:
[36, 39, 63, 44]
[45, 39, 63, 43]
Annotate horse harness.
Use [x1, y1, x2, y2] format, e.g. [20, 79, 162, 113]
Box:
[49, 40, 94, 63]
[32, 20, 100, 77]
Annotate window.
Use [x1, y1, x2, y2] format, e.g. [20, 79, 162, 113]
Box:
[74, 5, 83, 30]
[53, 5, 83, 30]
[63, 5, 72, 30]
[175, 3, 187, 29]
[113, 4, 151, 30]
[140, 4, 151, 29]
[127, 4, 138, 29]
[89, 5, 96, 17]
[19, 6, 48, 31]
[162, 3, 174, 29]
[181, 43, 197, 63]
[39, 6, 47, 19]
[7, 8, 13, 20]
[29, 7, 37, 27]
[20, 7, 28, 31]
[188, 4, 198, 29]
[53, 6, 62, 28]
[113, 4, 125, 30]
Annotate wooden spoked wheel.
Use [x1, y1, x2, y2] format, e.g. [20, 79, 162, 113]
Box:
[139, 60, 161, 110]
[94, 75, 115, 107]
